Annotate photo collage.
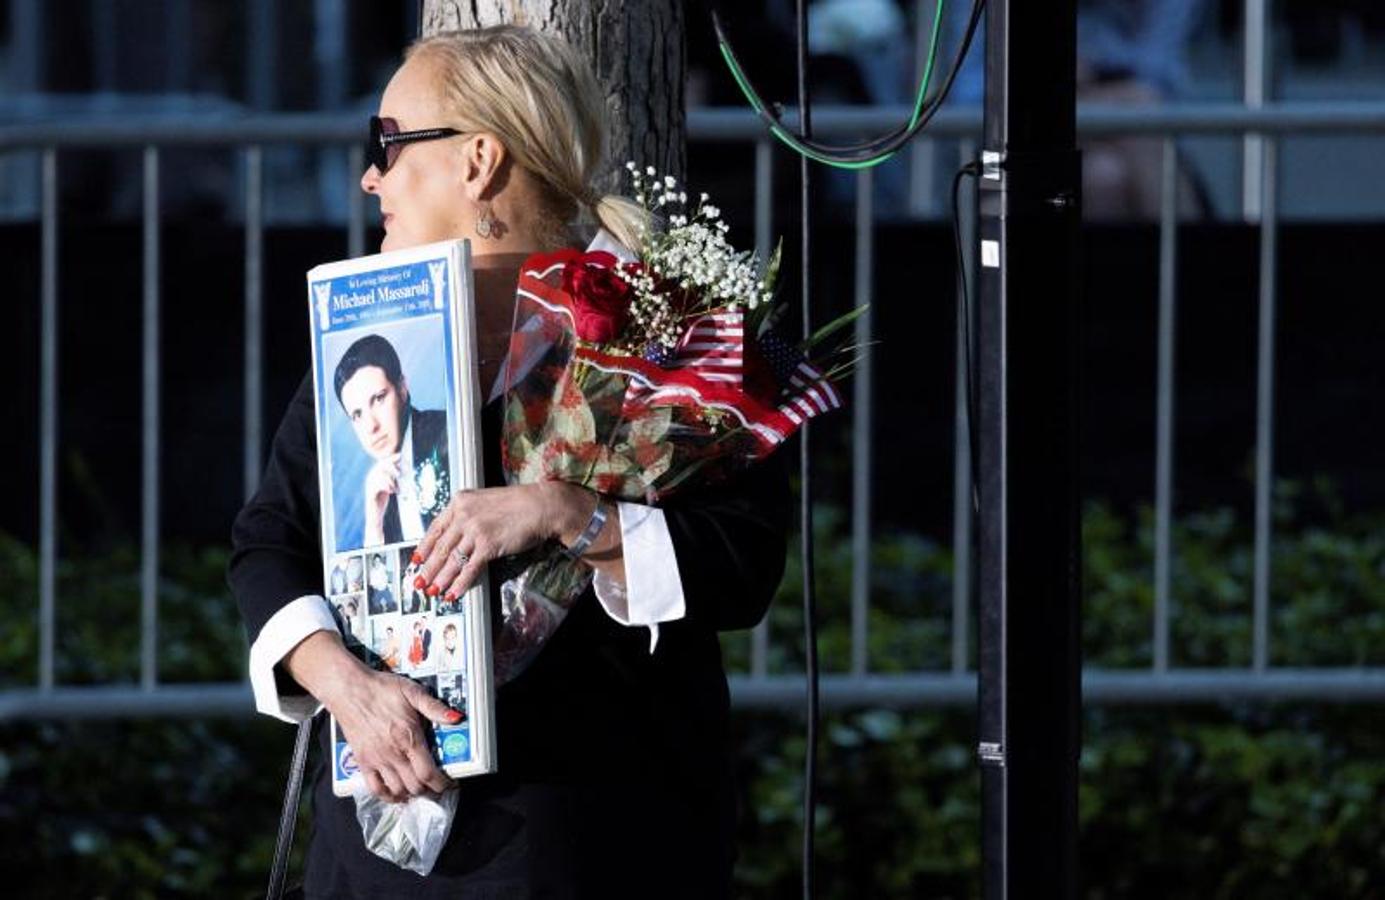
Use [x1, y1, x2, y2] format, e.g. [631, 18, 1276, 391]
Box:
[327, 543, 470, 721]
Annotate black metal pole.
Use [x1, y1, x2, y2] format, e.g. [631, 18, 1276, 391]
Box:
[976, 0, 1082, 897]
[793, 3, 819, 899]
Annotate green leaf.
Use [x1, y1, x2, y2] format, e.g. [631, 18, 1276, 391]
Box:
[747, 239, 784, 337]
[805, 304, 869, 351]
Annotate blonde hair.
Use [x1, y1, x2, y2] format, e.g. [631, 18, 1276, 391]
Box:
[406, 26, 648, 251]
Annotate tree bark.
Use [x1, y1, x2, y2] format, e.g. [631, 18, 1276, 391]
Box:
[419, 0, 686, 191]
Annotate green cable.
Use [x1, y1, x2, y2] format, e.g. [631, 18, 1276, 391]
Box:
[717, 0, 945, 170]
[905, 0, 945, 130]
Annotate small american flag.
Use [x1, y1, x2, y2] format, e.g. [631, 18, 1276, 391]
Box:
[629, 310, 744, 403]
[778, 360, 842, 425]
[754, 328, 842, 425]
[673, 311, 744, 385]
[626, 311, 842, 440]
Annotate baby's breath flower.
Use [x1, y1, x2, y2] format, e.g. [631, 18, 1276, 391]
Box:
[616, 168, 777, 350]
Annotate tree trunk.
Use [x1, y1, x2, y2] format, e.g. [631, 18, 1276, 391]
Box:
[419, 0, 686, 191]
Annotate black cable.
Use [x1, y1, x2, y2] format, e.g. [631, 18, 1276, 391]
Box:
[707, 3, 989, 895]
[951, 161, 983, 514]
[794, 0, 819, 896]
[710, 0, 987, 165]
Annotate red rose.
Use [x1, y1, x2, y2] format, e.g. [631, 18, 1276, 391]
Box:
[562, 251, 632, 343]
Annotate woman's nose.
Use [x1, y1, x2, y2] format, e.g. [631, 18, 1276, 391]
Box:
[360, 165, 380, 194]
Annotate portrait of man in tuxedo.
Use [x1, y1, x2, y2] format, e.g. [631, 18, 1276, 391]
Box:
[333, 333, 450, 547]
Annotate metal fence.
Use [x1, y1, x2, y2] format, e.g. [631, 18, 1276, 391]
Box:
[3, 101, 1385, 721]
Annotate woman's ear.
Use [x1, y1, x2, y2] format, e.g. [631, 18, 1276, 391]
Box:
[460, 132, 508, 201]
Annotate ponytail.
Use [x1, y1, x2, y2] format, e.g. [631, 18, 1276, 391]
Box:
[409, 27, 654, 254]
[590, 193, 650, 254]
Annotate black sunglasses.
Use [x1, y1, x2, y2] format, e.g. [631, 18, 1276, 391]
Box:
[368, 115, 462, 174]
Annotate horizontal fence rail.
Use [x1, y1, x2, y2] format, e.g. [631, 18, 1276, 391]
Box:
[5, 102, 1385, 151]
[6, 103, 1385, 719]
[6, 670, 1385, 721]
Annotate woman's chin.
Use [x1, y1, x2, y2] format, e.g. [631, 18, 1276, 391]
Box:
[380, 231, 432, 254]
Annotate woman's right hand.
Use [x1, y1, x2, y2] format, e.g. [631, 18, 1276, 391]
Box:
[363, 452, 402, 544]
[327, 666, 459, 802]
[284, 630, 457, 803]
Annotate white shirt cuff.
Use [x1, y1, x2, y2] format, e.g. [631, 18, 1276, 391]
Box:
[247, 594, 340, 723]
[591, 502, 686, 653]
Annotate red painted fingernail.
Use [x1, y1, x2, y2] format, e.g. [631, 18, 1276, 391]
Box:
[426, 583, 441, 597]
[446, 709, 463, 723]
[414, 575, 427, 589]
[410, 551, 423, 565]
[443, 590, 457, 602]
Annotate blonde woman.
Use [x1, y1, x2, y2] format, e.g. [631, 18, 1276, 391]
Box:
[229, 25, 788, 897]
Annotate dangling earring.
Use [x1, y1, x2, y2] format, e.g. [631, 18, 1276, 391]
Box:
[475, 202, 496, 239]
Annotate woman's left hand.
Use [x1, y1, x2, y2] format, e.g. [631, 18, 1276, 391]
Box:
[413, 482, 590, 600]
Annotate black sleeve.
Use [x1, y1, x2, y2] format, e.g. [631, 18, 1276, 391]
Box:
[227, 374, 326, 646]
[660, 450, 792, 632]
[229, 371, 792, 641]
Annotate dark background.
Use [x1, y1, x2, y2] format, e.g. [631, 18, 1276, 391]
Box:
[5, 216, 1381, 551]
[4, 2, 1385, 897]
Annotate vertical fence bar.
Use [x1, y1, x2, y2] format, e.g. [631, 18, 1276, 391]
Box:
[1153, 137, 1179, 673]
[348, 144, 365, 258]
[951, 137, 977, 674]
[753, 138, 773, 261]
[1242, 0, 1269, 221]
[313, 0, 348, 109]
[907, 0, 937, 218]
[38, 148, 58, 692]
[9, 0, 46, 92]
[1252, 138, 1278, 671]
[244, 146, 264, 501]
[909, 139, 936, 219]
[91, 0, 118, 92]
[246, 0, 278, 111]
[141, 146, 161, 691]
[751, 138, 773, 678]
[164, 0, 192, 90]
[850, 168, 874, 677]
[241, 148, 263, 687]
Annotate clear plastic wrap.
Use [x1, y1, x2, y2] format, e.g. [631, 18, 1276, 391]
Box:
[493, 553, 590, 685]
[486, 260, 842, 687]
[354, 785, 459, 877]
[499, 289, 774, 507]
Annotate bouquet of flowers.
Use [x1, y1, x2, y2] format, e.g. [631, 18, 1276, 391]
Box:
[492, 164, 859, 682]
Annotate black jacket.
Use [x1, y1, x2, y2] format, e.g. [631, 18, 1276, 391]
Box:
[228, 374, 790, 899]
